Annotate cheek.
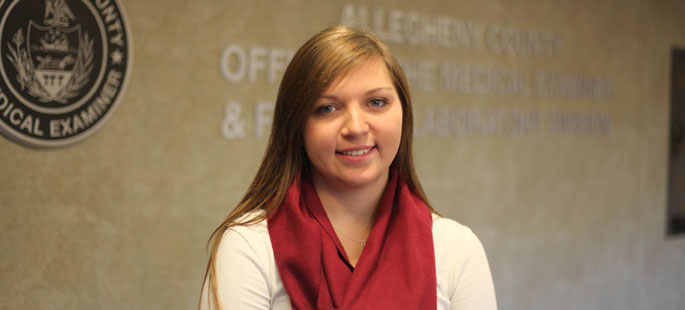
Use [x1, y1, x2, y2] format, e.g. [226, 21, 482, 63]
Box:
[390, 122, 403, 153]
[377, 109, 403, 161]
[303, 123, 333, 159]
[389, 109, 404, 148]
[303, 126, 317, 159]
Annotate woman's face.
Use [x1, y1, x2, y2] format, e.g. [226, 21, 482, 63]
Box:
[303, 57, 403, 190]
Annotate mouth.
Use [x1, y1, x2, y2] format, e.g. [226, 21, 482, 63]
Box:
[337, 146, 375, 156]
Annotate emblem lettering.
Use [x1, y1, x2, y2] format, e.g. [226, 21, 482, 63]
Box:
[0, 0, 131, 148]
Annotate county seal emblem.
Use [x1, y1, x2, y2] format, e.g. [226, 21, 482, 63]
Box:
[0, 0, 131, 148]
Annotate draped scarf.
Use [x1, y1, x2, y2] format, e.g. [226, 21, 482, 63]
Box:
[267, 171, 436, 309]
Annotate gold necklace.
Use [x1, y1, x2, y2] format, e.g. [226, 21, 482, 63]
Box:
[336, 229, 366, 247]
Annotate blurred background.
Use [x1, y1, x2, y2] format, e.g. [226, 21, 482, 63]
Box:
[1, 0, 684, 309]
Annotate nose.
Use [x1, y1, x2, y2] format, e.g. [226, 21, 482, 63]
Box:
[340, 104, 369, 137]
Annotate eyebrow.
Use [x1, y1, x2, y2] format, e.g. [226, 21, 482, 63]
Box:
[319, 87, 395, 100]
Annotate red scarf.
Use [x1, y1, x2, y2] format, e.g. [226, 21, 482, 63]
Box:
[267, 171, 436, 309]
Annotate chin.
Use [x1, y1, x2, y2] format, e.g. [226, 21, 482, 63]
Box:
[337, 170, 387, 188]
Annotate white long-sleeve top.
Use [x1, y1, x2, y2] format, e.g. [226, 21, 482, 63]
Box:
[201, 213, 497, 310]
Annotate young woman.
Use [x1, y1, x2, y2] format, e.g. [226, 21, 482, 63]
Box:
[201, 26, 497, 310]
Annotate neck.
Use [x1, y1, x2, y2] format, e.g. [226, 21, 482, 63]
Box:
[310, 171, 389, 230]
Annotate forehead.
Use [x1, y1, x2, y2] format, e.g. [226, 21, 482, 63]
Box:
[322, 57, 395, 95]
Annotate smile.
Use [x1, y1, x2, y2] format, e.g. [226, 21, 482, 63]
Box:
[338, 147, 374, 156]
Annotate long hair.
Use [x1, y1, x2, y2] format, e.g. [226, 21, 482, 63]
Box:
[200, 25, 435, 309]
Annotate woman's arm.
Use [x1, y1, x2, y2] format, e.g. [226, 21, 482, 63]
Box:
[201, 227, 272, 310]
[449, 230, 497, 310]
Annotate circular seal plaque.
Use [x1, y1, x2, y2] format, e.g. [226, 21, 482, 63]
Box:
[0, 0, 131, 148]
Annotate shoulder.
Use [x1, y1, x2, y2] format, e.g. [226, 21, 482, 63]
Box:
[431, 213, 475, 237]
[217, 211, 271, 258]
[431, 213, 497, 309]
[431, 213, 480, 252]
[214, 211, 274, 281]
[431, 213, 482, 265]
[208, 211, 284, 309]
[222, 211, 270, 237]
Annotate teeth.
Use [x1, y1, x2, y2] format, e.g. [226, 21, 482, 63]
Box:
[342, 148, 372, 156]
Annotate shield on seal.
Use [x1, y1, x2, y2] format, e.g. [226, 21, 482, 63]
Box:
[27, 20, 81, 98]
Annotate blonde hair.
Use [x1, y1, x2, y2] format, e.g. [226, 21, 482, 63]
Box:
[200, 25, 435, 309]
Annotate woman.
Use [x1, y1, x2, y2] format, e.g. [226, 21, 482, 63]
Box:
[201, 26, 497, 310]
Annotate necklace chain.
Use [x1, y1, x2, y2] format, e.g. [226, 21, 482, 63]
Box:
[336, 229, 366, 247]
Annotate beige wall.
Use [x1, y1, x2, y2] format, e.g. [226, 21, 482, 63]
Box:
[2, 0, 684, 309]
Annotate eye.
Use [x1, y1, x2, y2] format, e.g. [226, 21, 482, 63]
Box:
[315, 104, 336, 115]
[369, 98, 387, 107]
